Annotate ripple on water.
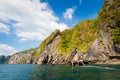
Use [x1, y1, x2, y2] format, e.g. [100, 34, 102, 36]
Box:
[0, 64, 120, 80]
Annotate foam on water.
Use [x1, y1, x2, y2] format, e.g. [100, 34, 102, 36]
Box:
[81, 65, 120, 70]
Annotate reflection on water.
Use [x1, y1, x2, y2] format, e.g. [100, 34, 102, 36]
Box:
[0, 64, 120, 80]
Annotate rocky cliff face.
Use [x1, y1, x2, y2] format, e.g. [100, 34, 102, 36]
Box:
[8, 0, 120, 64]
[8, 48, 35, 64]
[36, 29, 63, 64]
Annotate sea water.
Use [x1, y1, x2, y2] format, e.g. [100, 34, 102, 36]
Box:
[0, 64, 120, 80]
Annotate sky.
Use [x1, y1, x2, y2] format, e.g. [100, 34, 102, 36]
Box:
[0, 0, 104, 56]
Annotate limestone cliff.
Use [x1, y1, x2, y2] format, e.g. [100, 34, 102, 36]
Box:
[34, 0, 120, 64]
[8, 48, 35, 64]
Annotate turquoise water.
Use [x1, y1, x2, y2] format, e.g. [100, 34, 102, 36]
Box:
[0, 64, 120, 80]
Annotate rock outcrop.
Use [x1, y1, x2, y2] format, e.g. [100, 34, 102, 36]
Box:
[8, 48, 35, 64]
[36, 29, 61, 64]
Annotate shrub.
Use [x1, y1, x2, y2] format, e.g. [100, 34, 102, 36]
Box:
[112, 27, 120, 43]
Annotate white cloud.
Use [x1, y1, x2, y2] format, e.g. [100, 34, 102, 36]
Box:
[0, 43, 18, 56]
[0, 0, 68, 41]
[0, 23, 10, 34]
[63, 7, 76, 20]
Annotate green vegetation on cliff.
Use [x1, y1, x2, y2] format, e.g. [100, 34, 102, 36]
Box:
[112, 27, 120, 43]
[98, 0, 120, 28]
[98, 0, 120, 43]
[57, 19, 99, 53]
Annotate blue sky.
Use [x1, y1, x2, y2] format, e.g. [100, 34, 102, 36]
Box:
[0, 0, 104, 55]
